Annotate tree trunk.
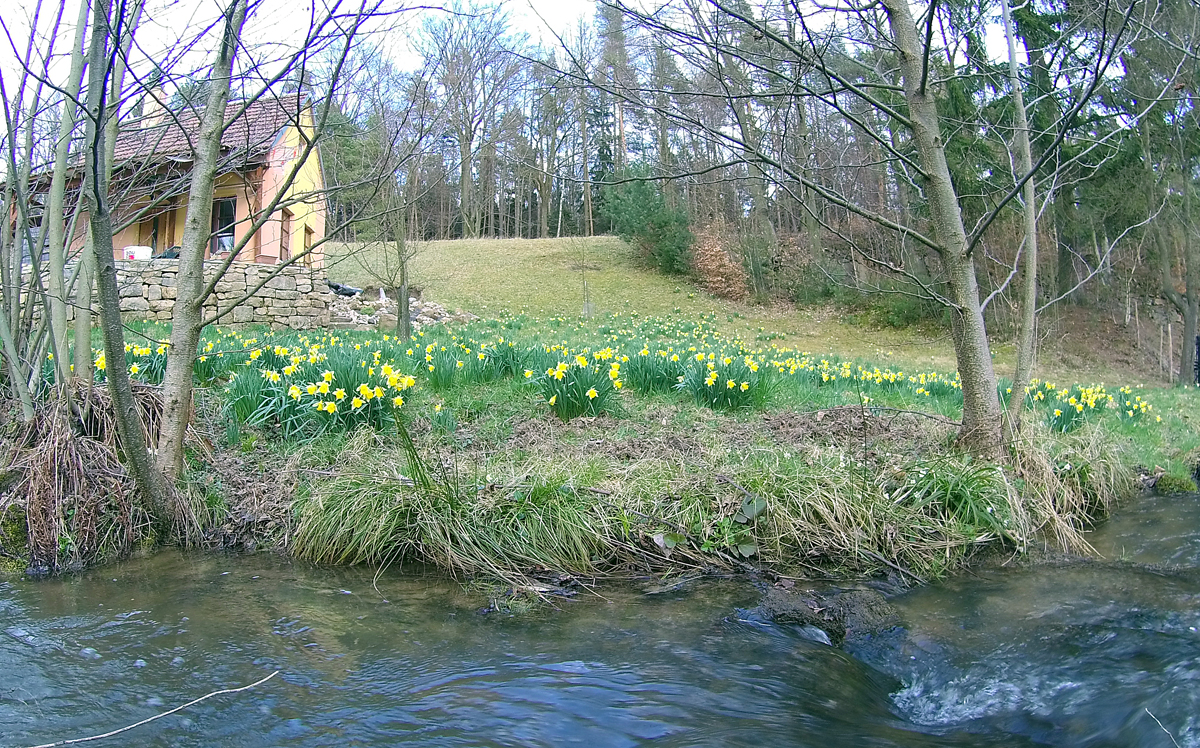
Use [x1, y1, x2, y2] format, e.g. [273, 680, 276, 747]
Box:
[883, 0, 1002, 452]
[1003, 0, 1040, 435]
[83, 0, 168, 523]
[46, 0, 90, 378]
[157, 0, 247, 483]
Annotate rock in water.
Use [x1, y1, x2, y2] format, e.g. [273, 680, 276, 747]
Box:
[753, 586, 902, 646]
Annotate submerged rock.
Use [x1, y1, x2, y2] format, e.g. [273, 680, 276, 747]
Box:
[752, 586, 902, 646]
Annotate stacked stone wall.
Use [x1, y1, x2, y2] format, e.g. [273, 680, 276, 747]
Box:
[109, 260, 331, 329]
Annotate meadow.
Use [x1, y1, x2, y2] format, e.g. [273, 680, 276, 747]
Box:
[85, 302, 1195, 585]
[18, 236, 1196, 582]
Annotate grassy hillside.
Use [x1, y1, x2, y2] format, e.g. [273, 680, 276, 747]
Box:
[325, 236, 1178, 388]
[325, 237, 969, 372]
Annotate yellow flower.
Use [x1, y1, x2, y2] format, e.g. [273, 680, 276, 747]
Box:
[455, 361, 464, 369]
[351, 397, 365, 410]
[306, 383, 318, 395]
[129, 364, 140, 375]
[323, 370, 334, 382]
[726, 379, 736, 389]
[283, 365, 296, 376]
[334, 388, 346, 400]
[381, 364, 393, 377]
[288, 385, 302, 400]
[249, 349, 261, 360]
[586, 388, 598, 399]
[392, 395, 405, 407]
[524, 369, 534, 378]
[374, 386, 384, 399]
[317, 382, 329, 394]
[1054, 409, 1062, 417]
[576, 355, 589, 367]
[614, 380, 623, 389]
[325, 401, 338, 413]
[740, 382, 750, 391]
[548, 394, 557, 406]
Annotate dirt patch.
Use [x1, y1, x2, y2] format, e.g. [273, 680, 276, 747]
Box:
[198, 446, 299, 552]
[763, 407, 953, 454]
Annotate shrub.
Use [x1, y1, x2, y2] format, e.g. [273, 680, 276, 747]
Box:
[604, 174, 693, 275]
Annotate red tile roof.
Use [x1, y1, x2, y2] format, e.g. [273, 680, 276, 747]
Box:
[112, 94, 304, 167]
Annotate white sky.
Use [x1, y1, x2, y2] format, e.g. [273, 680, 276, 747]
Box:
[0, 0, 597, 99]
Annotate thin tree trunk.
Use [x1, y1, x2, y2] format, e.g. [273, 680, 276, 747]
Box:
[47, 0, 91, 379]
[883, 0, 1002, 452]
[83, 0, 167, 522]
[1003, 0, 1040, 435]
[157, 0, 247, 483]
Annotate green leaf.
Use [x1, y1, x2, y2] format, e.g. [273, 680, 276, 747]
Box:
[740, 495, 769, 520]
[736, 542, 758, 558]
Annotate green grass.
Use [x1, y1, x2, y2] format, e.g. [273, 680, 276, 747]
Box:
[324, 237, 971, 376]
[322, 236, 1183, 391]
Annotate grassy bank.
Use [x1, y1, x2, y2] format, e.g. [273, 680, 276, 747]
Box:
[2, 237, 1196, 582]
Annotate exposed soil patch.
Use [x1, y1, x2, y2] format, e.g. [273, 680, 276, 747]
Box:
[763, 407, 953, 454]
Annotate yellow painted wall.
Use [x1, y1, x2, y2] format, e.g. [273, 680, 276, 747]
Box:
[90, 104, 327, 269]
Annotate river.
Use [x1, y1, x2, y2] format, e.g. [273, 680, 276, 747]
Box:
[2, 491, 1197, 747]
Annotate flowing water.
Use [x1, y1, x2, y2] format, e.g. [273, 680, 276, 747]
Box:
[1, 492, 1197, 747]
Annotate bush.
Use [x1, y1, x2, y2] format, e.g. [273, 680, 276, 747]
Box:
[604, 174, 693, 275]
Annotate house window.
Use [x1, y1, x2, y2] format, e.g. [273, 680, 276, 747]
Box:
[303, 225, 314, 266]
[211, 197, 236, 255]
[280, 209, 293, 262]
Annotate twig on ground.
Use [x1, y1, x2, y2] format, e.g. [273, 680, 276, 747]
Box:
[860, 548, 927, 585]
[24, 670, 280, 748]
[716, 474, 761, 504]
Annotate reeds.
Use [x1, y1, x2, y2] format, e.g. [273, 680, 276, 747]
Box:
[290, 421, 1129, 584]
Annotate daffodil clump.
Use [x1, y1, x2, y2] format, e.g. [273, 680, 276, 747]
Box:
[535, 349, 622, 422]
[222, 333, 417, 436]
[90, 339, 172, 384]
[678, 352, 767, 410]
[621, 345, 687, 392]
[1015, 380, 1153, 433]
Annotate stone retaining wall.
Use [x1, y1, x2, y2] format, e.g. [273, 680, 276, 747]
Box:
[109, 260, 331, 329]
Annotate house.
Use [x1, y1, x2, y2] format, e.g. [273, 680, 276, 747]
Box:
[68, 93, 326, 269]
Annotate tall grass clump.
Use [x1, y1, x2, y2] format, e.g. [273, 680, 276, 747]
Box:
[1011, 421, 1132, 552]
[292, 431, 615, 577]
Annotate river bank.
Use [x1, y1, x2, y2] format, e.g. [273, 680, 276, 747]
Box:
[1, 314, 1196, 584]
[4, 488, 1198, 747]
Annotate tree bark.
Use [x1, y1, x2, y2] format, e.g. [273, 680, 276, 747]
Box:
[83, 0, 168, 523]
[883, 0, 1002, 452]
[157, 0, 247, 482]
[1003, 0, 1040, 435]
